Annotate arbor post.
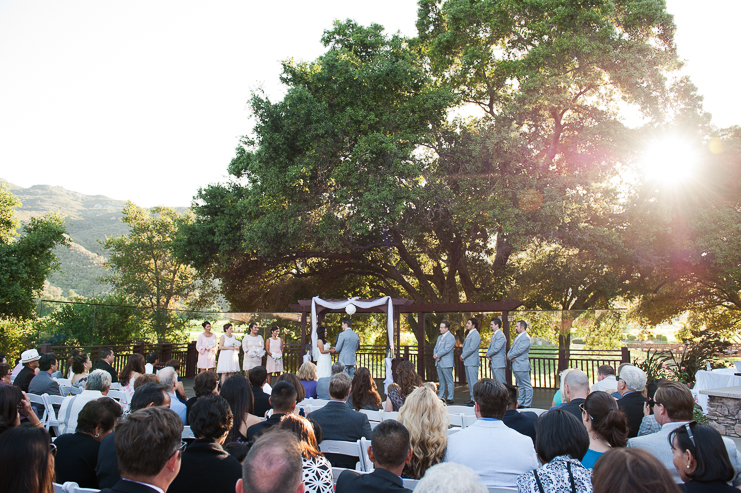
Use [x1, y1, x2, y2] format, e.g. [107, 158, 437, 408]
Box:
[503, 310, 512, 385]
[416, 312, 425, 380]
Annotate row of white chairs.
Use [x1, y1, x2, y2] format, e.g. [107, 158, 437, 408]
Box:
[54, 482, 99, 492]
[27, 393, 65, 435]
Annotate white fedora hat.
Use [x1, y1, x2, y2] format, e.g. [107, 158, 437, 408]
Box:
[21, 349, 41, 364]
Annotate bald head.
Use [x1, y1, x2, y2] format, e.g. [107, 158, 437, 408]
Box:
[563, 369, 589, 402]
[239, 430, 303, 493]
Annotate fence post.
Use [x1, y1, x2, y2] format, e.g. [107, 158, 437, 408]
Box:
[133, 341, 145, 355]
[161, 343, 173, 365]
[186, 341, 198, 378]
[621, 346, 630, 364]
[557, 348, 567, 388]
[39, 343, 51, 354]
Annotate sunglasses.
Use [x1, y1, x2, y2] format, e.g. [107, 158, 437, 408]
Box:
[684, 421, 696, 447]
[579, 403, 593, 420]
[50, 443, 57, 457]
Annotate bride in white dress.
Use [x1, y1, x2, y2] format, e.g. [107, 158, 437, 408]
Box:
[314, 326, 333, 379]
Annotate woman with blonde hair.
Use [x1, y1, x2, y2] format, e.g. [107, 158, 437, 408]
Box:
[297, 361, 319, 399]
[398, 385, 448, 479]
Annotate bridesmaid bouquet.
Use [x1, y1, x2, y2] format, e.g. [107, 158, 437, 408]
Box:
[272, 351, 282, 361]
[205, 340, 217, 350]
[247, 347, 265, 358]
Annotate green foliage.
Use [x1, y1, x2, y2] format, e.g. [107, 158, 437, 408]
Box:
[103, 202, 218, 342]
[0, 316, 39, 362]
[632, 349, 670, 383]
[661, 328, 732, 386]
[0, 184, 69, 319]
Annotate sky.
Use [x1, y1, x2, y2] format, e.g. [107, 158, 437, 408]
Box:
[0, 0, 738, 208]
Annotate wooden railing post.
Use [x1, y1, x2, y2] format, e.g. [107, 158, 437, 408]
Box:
[185, 341, 198, 378]
[160, 343, 173, 365]
[39, 343, 51, 354]
[133, 341, 145, 355]
[621, 346, 630, 364]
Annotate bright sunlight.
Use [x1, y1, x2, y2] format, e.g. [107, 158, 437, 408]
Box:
[640, 136, 699, 184]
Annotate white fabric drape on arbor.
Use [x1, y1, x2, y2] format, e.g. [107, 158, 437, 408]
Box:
[310, 296, 394, 361]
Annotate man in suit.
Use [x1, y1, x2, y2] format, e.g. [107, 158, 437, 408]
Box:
[28, 352, 61, 396]
[14, 348, 40, 392]
[332, 318, 360, 378]
[246, 381, 297, 442]
[616, 364, 648, 438]
[486, 318, 507, 384]
[99, 406, 183, 493]
[434, 320, 455, 404]
[337, 420, 413, 493]
[238, 429, 305, 493]
[97, 383, 172, 489]
[501, 383, 537, 443]
[446, 379, 538, 488]
[157, 366, 186, 423]
[94, 348, 119, 383]
[461, 318, 481, 406]
[309, 372, 373, 468]
[316, 361, 344, 400]
[507, 320, 532, 407]
[248, 366, 273, 418]
[558, 369, 589, 421]
[628, 380, 741, 485]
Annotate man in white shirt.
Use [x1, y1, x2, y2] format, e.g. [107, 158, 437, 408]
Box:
[58, 369, 112, 434]
[158, 366, 187, 423]
[590, 364, 618, 393]
[446, 378, 538, 488]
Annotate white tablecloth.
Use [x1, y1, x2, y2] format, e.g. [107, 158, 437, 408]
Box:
[693, 368, 741, 413]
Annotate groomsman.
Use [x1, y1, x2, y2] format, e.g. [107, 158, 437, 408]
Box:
[434, 320, 455, 404]
[507, 320, 532, 407]
[461, 318, 481, 406]
[486, 318, 507, 384]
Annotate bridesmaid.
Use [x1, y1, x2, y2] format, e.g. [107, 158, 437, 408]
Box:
[265, 326, 284, 384]
[196, 321, 218, 373]
[216, 323, 241, 385]
[242, 322, 264, 373]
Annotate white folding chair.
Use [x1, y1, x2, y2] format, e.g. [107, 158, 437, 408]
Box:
[359, 409, 383, 423]
[60, 386, 82, 396]
[331, 467, 370, 484]
[462, 414, 477, 427]
[109, 382, 122, 390]
[487, 488, 517, 492]
[445, 405, 476, 415]
[359, 437, 373, 472]
[54, 378, 72, 387]
[448, 413, 465, 429]
[319, 439, 364, 471]
[518, 407, 547, 416]
[309, 398, 331, 409]
[403, 478, 420, 490]
[53, 483, 65, 493]
[27, 393, 48, 424]
[381, 411, 399, 421]
[43, 394, 66, 435]
[61, 481, 101, 492]
[9, 375, 15, 384]
[106, 390, 127, 404]
[182, 425, 196, 440]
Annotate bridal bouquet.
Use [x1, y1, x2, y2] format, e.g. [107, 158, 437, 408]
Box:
[247, 347, 265, 358]
[272, 351, 282, 361]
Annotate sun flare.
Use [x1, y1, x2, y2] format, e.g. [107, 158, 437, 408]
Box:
[640, 136, 698, 184]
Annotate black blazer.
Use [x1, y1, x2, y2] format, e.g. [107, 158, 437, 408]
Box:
[252, 386, 272, 418]
[502, 409, 537, 443]
[54, 432, 101, 488]
[246, 413, 285, 442]
[168, 438, 242, 493]
[681, 480, 738, 492]
[309, 401, 373, 469]
[96, 431, 120, 489]
[560, 397, 586, 422]
[336, 468, 412, 493]
[617, 392, 647, 438]
[99, 479, 160, 493]
[94, 361, 119, 383]
[14, 366, 34, 392]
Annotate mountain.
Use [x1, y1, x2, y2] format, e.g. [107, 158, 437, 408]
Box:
[3, 181, 185, 297]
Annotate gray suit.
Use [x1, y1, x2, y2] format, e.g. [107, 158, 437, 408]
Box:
[28, 371, 61, 396]
[461, 329, 480, 402]
[507, 332, 532, 407]
[434, 331, 455, 400]
[316, 377, 331, 400]
[628, 421, 741, 485]
[335, 329, 360, 378]
[486, 329, 507, 384]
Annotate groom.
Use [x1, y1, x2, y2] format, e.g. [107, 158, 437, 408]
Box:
[331, 318, 359, 378]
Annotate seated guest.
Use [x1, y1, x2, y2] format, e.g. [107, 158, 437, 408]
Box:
[54, 397, 122, 488]
[581, 391, 628, 468]
[0, 362, 10, 385]
[94, 348, 119, 383]
[119, 353, 146, 397]
[0, 384, 42, 434]
[560, 369, 590, 420]
[516, 409, 592, 492]
[317, 361, 344, 400]
[297, 361, 319, 399]
[98, 407, 184, 493]
[398, 386, 448, 479]
[415, 462, 488, 493]
[501, 383, 537, 443]
[134, 373, 159, 388]
[278, 372, 306, 413]
[309, 372, 373, 468]
[446, 378, 537, 488]
[58, 369, 112, 434]
[591, 364, 618, 393]
[246, 380, 298, 442]
[385, 360, 422, 412]
[158, 366, 187, 423]
[71, 352, 93, 387]
[628, 380, 741, 485]
[145, 352, 158, 374]
[28, 352, 61, 396]
[165, 359, 188, 404]
[249, 366, 273, 417]
[279, 414, 334, 493]
[592, 448, 681, 493]
[638, 380, 662, 436]
[222, 374, 262, 443]
[616, 364, 648, 438]
[224, 442, 249, 463]
[14, 349, 40, 392]
[349, 367, 383, 411]
[550, 368, 576, 409]
[237, 429, 305, 493]
[337, 420, 413, 493]
[186, 370, 218, 422]
[0, 426, 55, 493]
[97, 383, 171, 489]
[670, 422, 737, 492]
[168, 394, 242, 493]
